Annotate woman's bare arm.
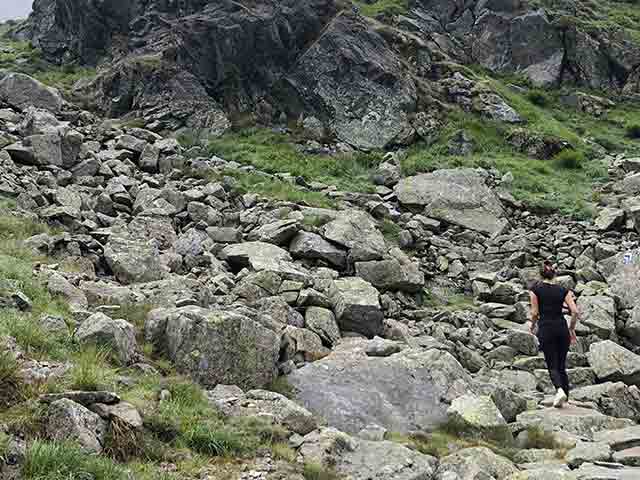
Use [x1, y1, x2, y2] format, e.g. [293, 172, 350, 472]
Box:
[564, 291, 579, 330]
[529, 291, 540, 334]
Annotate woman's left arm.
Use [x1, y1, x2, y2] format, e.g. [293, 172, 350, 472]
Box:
[529, 291, 540, 335]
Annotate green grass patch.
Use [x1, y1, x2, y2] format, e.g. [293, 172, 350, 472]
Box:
[353, 0, 409, 17]
[144, 378, 288, 459]
[627, 123, 640, 140]
[553, 149, 585, 170]
[303, 462, 341, 480]
[226, 170, 337, 209]
[379, 219, 402, 244]
[0, 350, 24, 408]
[0, 37, 95, 96]
[68, 346, 118, 391]
[23, 440, 127, 480]
[271, 442, 297, 462]
[206, 128, 381, 193]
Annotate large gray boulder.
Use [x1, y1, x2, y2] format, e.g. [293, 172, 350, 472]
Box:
[0, 73, 63, 113]
[575, 463, 640, 479]
[447, 394, 510, 441]
[304, 307, 341, 346]
[46, 399, 107, 453]
[283, 13, 417, 150]
[571, 382, 640, 422]
[320, 210, 386, 262]
[588, 340, 640, 385]
[289, 231, 347, 269]
[598, 249, 640, 309]
[104, 236, 167, 285]
[355, 252, 424, 293]
[145, 306, 280, 389]
[395, 169, 508, 235]
[74, 313, 138, 365]
[579, 295, 616, 339]
[298, 427, 437, 480]
[329, 277, 383, 338]
[220, 242, 310, 282]
[288, 341, 475, 434]
[624, 305, 640, 345]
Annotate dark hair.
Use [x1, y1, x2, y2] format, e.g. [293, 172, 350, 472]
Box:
[540, 260, 557, 280]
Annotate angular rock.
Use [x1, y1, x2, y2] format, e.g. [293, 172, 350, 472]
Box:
[288, 343, 475, 434]
[436, 446, 518, 480]
[355, 257, 424, 293]
[104, 236, 167, 285]
[289, 231, 347, 269]
[90, 401, 143, 429]
[330, 277, 383, 338]
[249, 219, 299, 246]
[588, 340, 640, 385]
[579, 295, 616, 339]
[447, 394, 510, 441]
[594, 426, 640, 451]
[145, 306, 280, 389]
[304, 307, 341, 346]
[0, 73, 63, 113]
[395, 169, 508, 235]
[46, 399, 107, 453]
[598, 249, 640, 310]
[298, 427, 437, 480]
[321, 210, 386, 262]
[74, 313, 137, 365]
[566, 441, 612, 468]
[516, 405, 633, 438]
[207, 386, 318, 435]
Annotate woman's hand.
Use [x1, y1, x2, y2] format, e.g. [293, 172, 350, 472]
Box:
[529, 322, 537, 335]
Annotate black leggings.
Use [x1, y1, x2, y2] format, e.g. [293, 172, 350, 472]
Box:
[540, 334, 570, 396]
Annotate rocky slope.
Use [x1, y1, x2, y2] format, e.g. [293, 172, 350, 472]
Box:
[10, 0, 640, 149]
[0, 65, 640, 479]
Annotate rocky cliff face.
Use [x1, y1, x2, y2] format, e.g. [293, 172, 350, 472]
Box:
[14, 0, 640, 149]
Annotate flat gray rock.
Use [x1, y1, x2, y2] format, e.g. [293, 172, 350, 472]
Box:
[588, 340, 640, 385]
[299, 427, 437, 480]
[394, 168, 508, 235]
[288, 342, 475, 434]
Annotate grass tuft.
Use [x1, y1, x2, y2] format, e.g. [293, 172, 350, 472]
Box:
[553, 149, 584, 170]
[23, 440, 126, 480]
[303, 462, 341, 480]
[68, 346, 117, 391]
[0, 350, 23, 408]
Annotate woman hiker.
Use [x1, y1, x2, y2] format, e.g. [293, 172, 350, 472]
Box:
[529, 260, 579, 408]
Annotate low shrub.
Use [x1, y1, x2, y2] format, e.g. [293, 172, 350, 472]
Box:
[553, 149, 584, 170]
[626, 123, 640, 139]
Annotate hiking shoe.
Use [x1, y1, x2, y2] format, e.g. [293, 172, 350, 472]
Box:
[553, 388, 567, 408]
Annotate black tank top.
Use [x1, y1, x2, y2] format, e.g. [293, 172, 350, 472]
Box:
[531, 281, 569, 338]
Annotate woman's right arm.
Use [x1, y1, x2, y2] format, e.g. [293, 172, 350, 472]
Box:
[529, 290, 540, 335]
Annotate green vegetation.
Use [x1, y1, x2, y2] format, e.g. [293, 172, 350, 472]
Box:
[387, 425, 562, 462]
[271, 442, 297, 462]
[353, 0, 409, 17]
[0, 350, 23, 408]
[553, 149, 585, 170]
[23, 441, 127, 480]
[532, 0, 640, 43]
[68, 346, 118, 391]
[0, 35, 95, 96]
[207, 128, 381, 193]
[0, 430, 8, 462]
[143, 379, 288, 459]
[303, 462, 341, 480]
[627, 123, 640, 139]
[379, 219, 402, 244]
